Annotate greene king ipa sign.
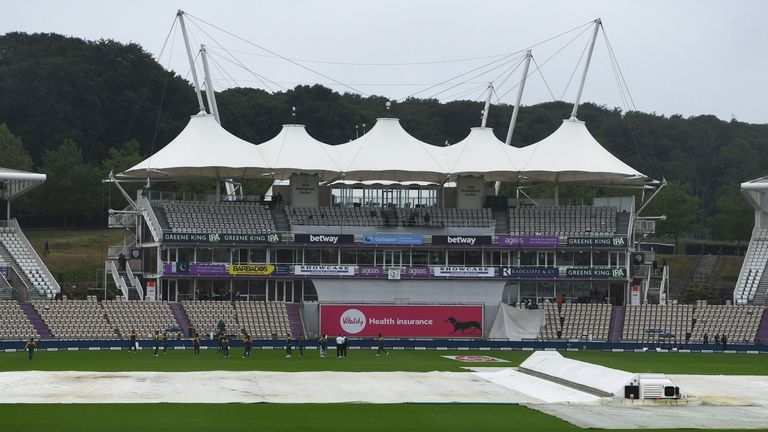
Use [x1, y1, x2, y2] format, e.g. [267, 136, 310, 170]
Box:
[320, 304, 483, 338]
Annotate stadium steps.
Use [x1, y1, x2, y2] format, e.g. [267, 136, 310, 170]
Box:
[493, 210, 509, 235]
[169, 302, 192, 337]
[20, 302, 52, 338]
[285, 303, 305, 338]
[152, 205, 171, 230]
[757, 309, 768, 343]
[755, 278, 768, 306]
[608, 306, 624, 343]
[271, 208, 291, 232]
[616, 211, 631, 236]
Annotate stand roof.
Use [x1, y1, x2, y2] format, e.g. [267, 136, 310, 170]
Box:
[516, 118, 646, 184]
[0, 167, 46, 200]
[257, 124, 341, 181]
[334, 118, 447, 183]
[122, 113, 272, 179]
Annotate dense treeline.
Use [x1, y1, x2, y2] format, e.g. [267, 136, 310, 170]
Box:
[0, 33, 763, 239]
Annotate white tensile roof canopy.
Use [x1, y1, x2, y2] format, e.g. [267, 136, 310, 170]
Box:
[333, 118, 447, 183]
[120, 114, 648, 186]
[122, 112, 272, 179]
[517, 118, 646, 185]
[257, 124, 341, 181]
[442, 127, 521, 182]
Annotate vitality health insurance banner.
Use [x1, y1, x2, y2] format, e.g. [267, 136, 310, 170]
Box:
[320, 304, 483, 338]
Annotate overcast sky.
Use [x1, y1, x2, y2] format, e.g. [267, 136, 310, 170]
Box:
[4, 0, 767, 124]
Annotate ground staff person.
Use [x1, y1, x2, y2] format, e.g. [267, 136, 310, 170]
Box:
[193, 333, 201, 356]
[24, 337, 36, 360]
[243, 334, 252, 358]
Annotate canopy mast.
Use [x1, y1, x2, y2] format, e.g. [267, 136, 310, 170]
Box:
[505, 50, 532, 145]
[570, 18, 601, 119]
[177, 10, 207, 113]
[480, 83, 493, 127]
[200, 45, 221, 124]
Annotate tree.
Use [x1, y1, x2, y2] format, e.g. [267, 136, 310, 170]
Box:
[0, 124, 34, 171]
[36, 139, 101, 227]
[709, 187, 754, 241]
[643, 181, 703, 242]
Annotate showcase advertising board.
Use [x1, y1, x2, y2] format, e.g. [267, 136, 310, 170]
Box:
[433, 267, 495, 277]
[320, 304, 483, 338]
[295, 265, 355, 276]
[0, 267, 7, 278]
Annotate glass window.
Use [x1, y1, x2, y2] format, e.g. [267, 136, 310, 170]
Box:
[429, 250, 445, 265]
[340, 250, 357, 265]
[249, 248, 267, 263]
[411, 250, 429, 266]
[196, 248, 213, 263]
[557, 250, 574, 266]
[357, 250, 374, 265]
[320, 248, 338, 264]
[574, 251, 590, 266]
[178, 248, 194, 262]
[212, 248, 230, 263]
[555, 281, 573, 300]
[304, 249, 321, 264]
[275, 249, 294, 264]
[465, 250, 482, 266]
[160, 248, 168, 262]
[520, 251, 537, 266]
[593, 251, 608, 266]
[447, 250, 464, 266]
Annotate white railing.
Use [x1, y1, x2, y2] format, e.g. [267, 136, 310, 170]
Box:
[9, 219, 60, 293]
[125, 262, 143, 299]
[136, 194, 162, 242]
[107, 260, 130, 299]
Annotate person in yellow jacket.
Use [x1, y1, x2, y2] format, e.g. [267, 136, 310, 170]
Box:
[24, 337, 37, 360]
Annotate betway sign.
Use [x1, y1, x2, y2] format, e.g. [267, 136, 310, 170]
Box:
[432, 235, 491, 246]
[294, 234, 354, 244]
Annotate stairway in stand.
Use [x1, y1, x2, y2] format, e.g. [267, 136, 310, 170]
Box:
[607, 306, 625, 343]
[20, 303, 52, 338]
[285, 303, 305, 338]
[757, 308, 768, 343]
[170, 302, 192, 337]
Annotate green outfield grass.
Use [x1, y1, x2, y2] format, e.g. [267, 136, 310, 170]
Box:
[0, 349, 765, 431]
[0, 348, 765, 375]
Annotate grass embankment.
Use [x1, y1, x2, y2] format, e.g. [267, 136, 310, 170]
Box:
[0, 349, 765, 431]
[24, 229, 121, 288]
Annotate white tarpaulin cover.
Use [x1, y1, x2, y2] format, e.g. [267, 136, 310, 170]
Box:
[518, 118, 646, 184]
[0, 370, 552, 404]
[488, 304, 545, 341]
[257, 124, 341, 181]
[519, 350, 636, 396]
[123, 113, 272, 179]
